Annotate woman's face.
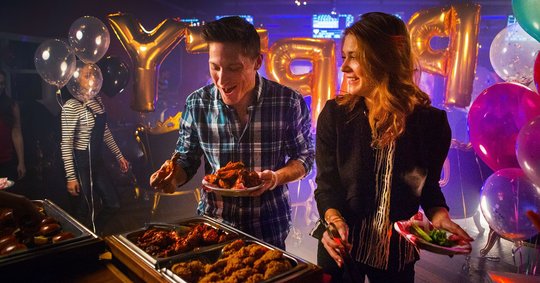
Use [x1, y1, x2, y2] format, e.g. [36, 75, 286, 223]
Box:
[341, 34, 365, 96]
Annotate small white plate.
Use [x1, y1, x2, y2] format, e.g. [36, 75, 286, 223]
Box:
[394, 212, 472, 256]
[202, 180, 263, 197]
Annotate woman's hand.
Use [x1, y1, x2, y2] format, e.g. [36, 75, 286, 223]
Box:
[66, 180, 80, 196]
[429, 207, 474, 242]
[321, 217, 350, 268]
[118, 157, 129, 173]
[17, 163, 26, 180]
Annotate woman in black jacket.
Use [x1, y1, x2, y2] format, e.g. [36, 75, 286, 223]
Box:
[314, 12, 473, 283]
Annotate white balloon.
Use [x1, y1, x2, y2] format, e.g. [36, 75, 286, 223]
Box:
[489, 23, 540, 85]
[34, 39, 76, 88]
[67, 61, 103, 102]
[68, 16, 110, 64]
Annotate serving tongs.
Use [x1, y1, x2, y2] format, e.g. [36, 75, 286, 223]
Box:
[326, 222, 364, 282]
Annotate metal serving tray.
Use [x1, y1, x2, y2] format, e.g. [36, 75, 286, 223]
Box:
[0, 199, 101, 270]
[159, 239, 309, 283]
[115, 215, 241, 268]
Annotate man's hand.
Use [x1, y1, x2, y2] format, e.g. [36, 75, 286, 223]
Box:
[248, 170, 278, 197]
[150, 153, 186, 194]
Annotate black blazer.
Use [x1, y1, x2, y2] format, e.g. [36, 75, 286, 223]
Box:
[314, 98, 451, 223]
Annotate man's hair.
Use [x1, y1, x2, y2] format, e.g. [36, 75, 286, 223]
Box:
[202, 16, 260, 59]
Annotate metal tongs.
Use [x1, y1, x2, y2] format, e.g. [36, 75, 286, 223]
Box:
[326, 222, 364, 282]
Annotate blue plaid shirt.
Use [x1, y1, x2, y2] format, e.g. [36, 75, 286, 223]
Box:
[175, 74, 314, 248]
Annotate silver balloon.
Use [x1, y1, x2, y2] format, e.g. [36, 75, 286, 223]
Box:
[68, 16, 110, 64]
[480, 168, 540, 241]
[67, 61, 103, 102]
[489, 23, 540, 85]
[34, 39, 76, 88]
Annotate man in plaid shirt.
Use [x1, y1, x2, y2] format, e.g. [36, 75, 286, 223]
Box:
[150, 16, 314, 249]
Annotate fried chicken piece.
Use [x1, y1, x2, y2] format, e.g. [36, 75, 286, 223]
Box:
[218, 179, 233, 189]
[245, 273, 264, 283]
[263, 260, 293, 279]
[223, 257, 244, 275]
[218, 232, 233, 243]
[199, 272, 222, 283]
[221, 239, 245, 258]
[242, 256, 256, 266]
[246, 171, 262, 187]
[226, 267, 256, 282]
[206, 258, 228, 274]
[202, 226, 219, 244]
[253, 250, 284, 271]
[246, 244, 268, 258]
[171, 261, 202, 283]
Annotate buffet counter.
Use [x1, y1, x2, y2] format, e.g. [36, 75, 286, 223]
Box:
[105, 216, 323, 283]
[1, 200, 322, 282]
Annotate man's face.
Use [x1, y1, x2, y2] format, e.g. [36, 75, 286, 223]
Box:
[208, 42, 261, 108]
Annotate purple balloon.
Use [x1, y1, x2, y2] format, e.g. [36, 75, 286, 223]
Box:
[480, 168, 540, 241]
[517, 115, 540, 186]
[468, 82, 540, 171]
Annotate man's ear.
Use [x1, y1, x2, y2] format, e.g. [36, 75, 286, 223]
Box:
[254, 54, 263, 70]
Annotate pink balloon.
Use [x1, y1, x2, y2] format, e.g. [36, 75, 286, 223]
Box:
[517, 115, 540, 186]
[468, 82, 540, 171]
[480, 168, 540, 241]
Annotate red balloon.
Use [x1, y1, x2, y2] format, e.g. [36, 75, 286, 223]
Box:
[534, 52, 540, 92]
[468, 82, 540, 171]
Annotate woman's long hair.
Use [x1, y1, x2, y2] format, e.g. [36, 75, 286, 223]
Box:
[337, 12, 431, 148]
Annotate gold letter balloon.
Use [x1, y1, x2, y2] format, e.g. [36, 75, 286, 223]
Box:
[107, 12, 188, 112]
[266, 38, 336, 129]
[408, 3, 481, 108]
[185, 26, 269, 54]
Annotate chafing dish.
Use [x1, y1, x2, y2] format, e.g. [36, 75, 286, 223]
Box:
[114, 215, 241, 268]
[0, 199, 102, 272]
[160, 238, 311, 283]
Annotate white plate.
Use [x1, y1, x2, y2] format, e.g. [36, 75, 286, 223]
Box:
[0, 180, 14, 190]
[394, 212, 472, 256]
[202, 180, 263, 197]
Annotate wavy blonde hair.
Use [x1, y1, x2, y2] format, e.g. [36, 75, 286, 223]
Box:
[338, 12, 431, 148]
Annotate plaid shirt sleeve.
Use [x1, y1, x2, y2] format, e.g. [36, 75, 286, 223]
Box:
[175, 90, 204, 181]
[284, 91, 314, 175]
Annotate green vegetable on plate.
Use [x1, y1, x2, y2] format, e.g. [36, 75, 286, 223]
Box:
[410, 222, 456, 247]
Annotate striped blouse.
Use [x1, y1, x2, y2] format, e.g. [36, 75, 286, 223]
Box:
[60, 97, 123, 181]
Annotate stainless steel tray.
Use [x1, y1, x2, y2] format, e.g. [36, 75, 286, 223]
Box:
[115, 215, 241, 268]
[0, 199, 101, 269]
[159, 239, 309, 283]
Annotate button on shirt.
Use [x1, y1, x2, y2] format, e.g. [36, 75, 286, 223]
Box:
[175, 74, 314, 247]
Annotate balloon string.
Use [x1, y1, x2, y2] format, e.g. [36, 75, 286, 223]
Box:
[514, 180, 520, 238]
[55, 88, 65, 110]
[456, 147, 467, 217]
[532, 245, 540, 275]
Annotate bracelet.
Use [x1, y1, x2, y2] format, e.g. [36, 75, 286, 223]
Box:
[269, 171, 279, 191]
